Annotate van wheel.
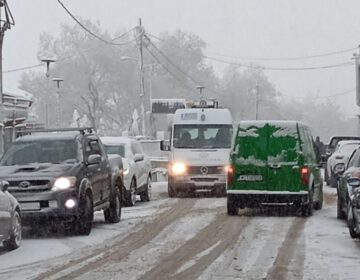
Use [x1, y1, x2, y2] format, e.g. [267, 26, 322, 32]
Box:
[104, 185, 122, 223]
[140, 176, 151, 202]
[302, 190, 314, 217]
[168, 185, 176, 198]
[314, 186, 323, 210]
[227, 195, 238, 216]
[4, 211, 22, 250]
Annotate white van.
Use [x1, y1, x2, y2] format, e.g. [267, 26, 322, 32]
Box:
[163, 100, 233, 197]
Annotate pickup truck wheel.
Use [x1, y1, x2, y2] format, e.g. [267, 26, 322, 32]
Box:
[4, 211, 22, 250]
[125, 179, 137, 207]
[140, 176, 151, 202]
[104, 185, 122, 223]
[76, 193, 93, 235]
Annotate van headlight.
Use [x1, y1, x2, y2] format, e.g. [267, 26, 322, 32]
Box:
[171, 162, 187, 175]
[52, 177, 76, 191]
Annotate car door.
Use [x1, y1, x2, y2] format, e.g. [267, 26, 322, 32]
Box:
[0, 190, 11, 241]
[131, 141, 145, 188]
[340, 149, 360, 210]
[84, 137, 110, 205]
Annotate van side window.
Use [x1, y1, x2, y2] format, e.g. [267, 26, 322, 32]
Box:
[299, 127, 315, 163]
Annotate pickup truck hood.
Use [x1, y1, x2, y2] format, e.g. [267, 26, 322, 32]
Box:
[0, 163, 76, 180]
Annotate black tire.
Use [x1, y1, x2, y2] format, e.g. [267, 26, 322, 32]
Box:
[168, 184, 176, 198]
[227, 195, 238, 216]
[4, 211, 22, 250]
[125, 178, 137, 207]
[76, 193, 93, 235]
[330, 175, 337, 188]
[348, 219, 360, 239]
[314, 185, 323, 210]
[104, 185, 122, 223]
[140, 176, 152, 202]
[302, 190, 314, 217]
[337, 197, 345, 219]
[324, 167, 329, 185]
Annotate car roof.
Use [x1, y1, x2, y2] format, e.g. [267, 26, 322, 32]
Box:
[101, 136, 135, 146]
[238, 120, 307, 128]
[337, 140, 360, 146]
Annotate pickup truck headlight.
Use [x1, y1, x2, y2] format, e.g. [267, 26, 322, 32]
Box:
[52, 177, 76, 191]
[171, 162, 187, 175]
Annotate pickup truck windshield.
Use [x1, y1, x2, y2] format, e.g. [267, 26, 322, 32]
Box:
[173, 124, 232, 149]
[0, 140, 78, 166]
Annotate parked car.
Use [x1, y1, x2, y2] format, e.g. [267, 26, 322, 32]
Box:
[227, 121, 323, 216]
[0, 181, 22, 250]
[0, 128, 123, 236]
[337, 146, 360, 237]
[326, 140, 360, 188]
[102, 136, 152, 206]
[337, 146, 360, 220]
[323, 136, 360, 184]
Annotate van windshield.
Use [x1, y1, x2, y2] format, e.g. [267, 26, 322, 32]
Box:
[173, 124, 232, 149]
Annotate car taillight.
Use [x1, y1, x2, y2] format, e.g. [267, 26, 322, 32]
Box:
[227, 165, 234, 186]
[300, 166, 310, 185]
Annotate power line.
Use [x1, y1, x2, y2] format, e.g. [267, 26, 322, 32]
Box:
[144, 46, 199, 94]
[147, 32, 355, 70]
[207, 47, 357, 61]
[3, 27, 137, 74]
[205, 55, 354, 71]
[280, 88, 355, 100]
[57, 0, 136, 46]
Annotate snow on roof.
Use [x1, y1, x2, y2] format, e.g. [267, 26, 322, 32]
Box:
[3, 86, 33, 101]
[337, 140, 360, 146]
[101, 136, 135, 145]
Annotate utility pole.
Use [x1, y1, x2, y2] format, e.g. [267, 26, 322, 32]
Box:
[255, 83, 260, 120]
[41, 58, 55, 128]
[355, 46, 360, 136]
[137, 18, 146, 136]
[196, 85, 205, 100]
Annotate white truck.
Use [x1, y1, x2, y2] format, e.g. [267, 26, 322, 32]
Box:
[162, 100, 233, 197]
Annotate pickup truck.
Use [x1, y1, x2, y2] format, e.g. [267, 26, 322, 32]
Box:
[0, 128, 123, 235]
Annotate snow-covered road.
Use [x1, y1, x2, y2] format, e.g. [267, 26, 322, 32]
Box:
[0, 182, 360, 280]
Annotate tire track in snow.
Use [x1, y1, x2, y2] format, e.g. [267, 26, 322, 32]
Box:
[266, 217, 306, 280]
[139, 213, 250, 280]
[34, 198, 195, 280]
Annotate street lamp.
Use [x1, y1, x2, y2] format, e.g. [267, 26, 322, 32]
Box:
[41, 58, 56, 128]
[52, 77, 64, 128]
[120, 56, 157, 136]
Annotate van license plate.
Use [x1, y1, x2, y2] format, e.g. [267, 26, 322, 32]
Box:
[238, 175, 263, 182]
[20, 202, 40, 211]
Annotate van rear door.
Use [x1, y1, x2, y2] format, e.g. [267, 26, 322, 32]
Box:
[233, 123, 268, 190]
[266, 123, 301, 192]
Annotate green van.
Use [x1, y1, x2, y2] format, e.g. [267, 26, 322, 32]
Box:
[227, 121, 323, 216]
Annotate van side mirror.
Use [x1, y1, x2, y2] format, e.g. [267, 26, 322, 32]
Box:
[160, 140, 170, 151]
[0, 180, 9, 192]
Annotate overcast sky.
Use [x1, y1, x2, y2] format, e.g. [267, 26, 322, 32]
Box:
[3, 0, 360, 116]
